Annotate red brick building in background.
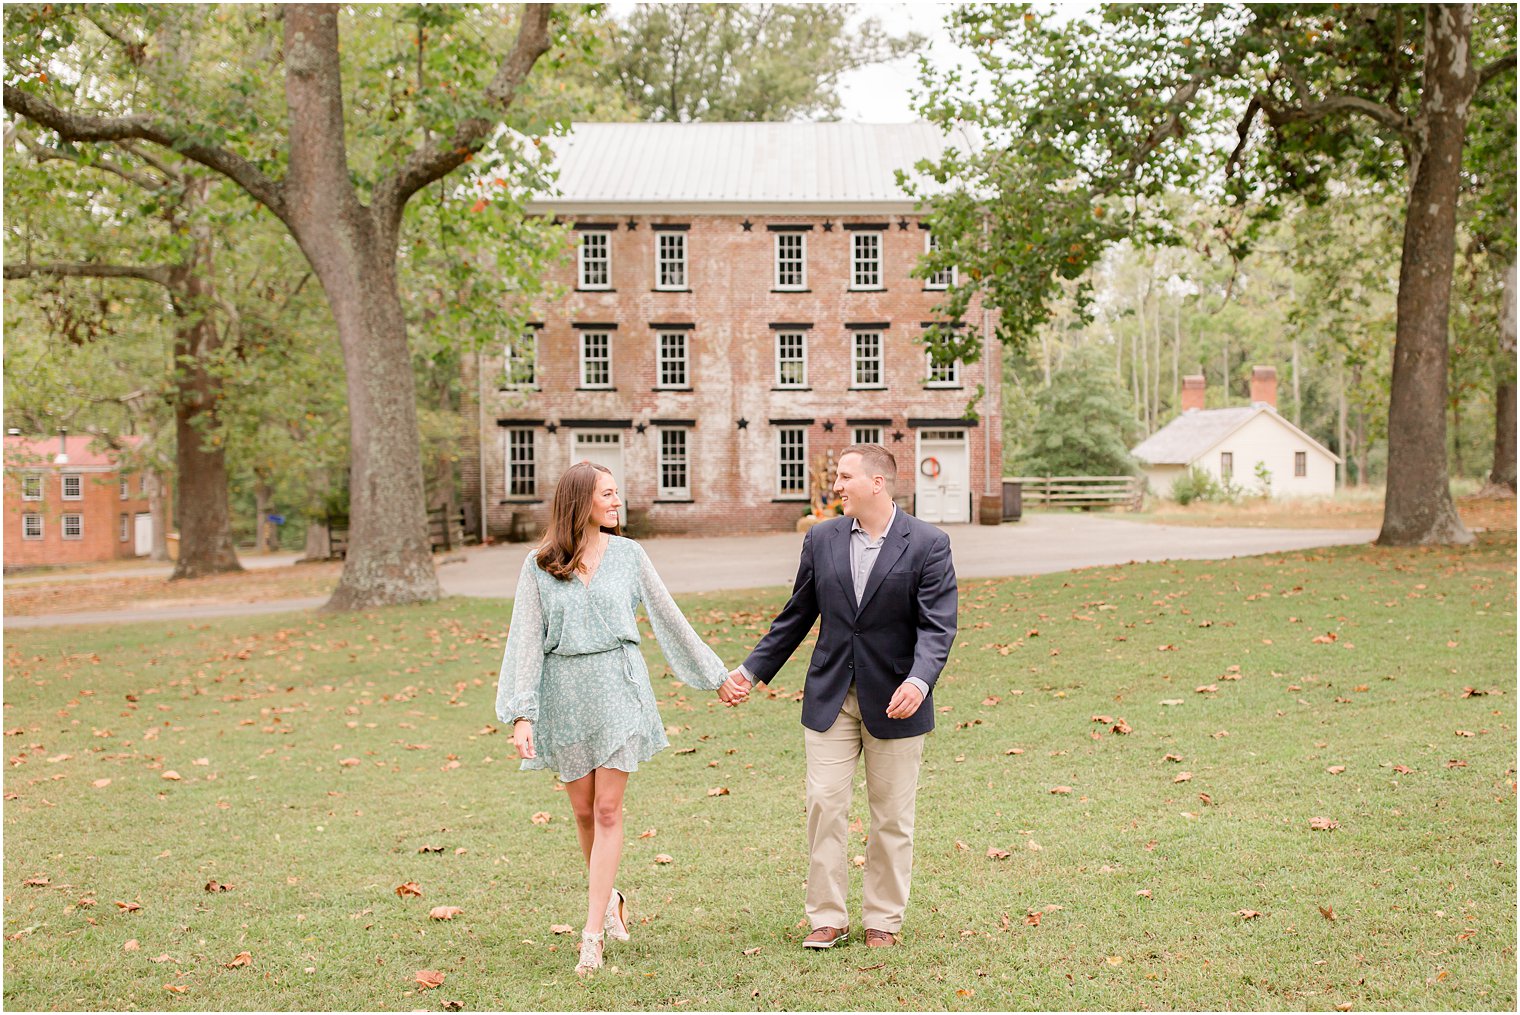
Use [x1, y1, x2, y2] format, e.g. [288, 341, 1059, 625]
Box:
[3, 434, 168, 568]
[461, 122, 1001, 538]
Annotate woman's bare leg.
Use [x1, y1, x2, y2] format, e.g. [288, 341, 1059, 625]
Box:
[582, 767, 629, 936]
[563, 774, 596, 865]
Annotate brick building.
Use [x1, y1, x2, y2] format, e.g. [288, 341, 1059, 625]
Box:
[4, 433, 167, 569]
[462, 122, 1001, 538]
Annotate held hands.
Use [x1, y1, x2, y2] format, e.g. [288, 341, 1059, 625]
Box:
[512, 719, 536, 760]
[885, 681, 925, 720]
[717, 669, 752, 707]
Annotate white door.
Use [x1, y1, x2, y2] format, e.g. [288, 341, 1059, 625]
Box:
[571, 431, 627, 526]
[133, 512, 153, 556]
[916, 430, 970, 523]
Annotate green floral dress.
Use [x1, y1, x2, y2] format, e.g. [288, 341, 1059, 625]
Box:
[495, 536, 729, 782]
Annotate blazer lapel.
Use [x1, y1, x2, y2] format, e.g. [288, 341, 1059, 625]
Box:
[831, 523, 860, 615]
[856, 512, 910, 615]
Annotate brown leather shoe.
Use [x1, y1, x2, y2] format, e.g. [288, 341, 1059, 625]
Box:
[802, 926, 849, 949]
[865, 928, 899, 947]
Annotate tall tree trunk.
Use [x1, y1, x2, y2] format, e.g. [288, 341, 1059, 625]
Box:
[1377, 4, 1475, 545]
[146, 468, 171, 561]
[1355, 407, 1370, 488]
[253, 478, 277, 552]
[1487, 262, 1517, 493]
[284, 7, 439, 609]
[1337, 364, 1349, 487]
[1291, 338, 1301, 427]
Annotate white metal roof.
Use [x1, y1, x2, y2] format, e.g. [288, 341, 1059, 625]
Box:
[1130, 405, 1341, 465]
[524, 121, 977, 212]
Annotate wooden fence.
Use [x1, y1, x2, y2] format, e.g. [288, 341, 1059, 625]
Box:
[1005, 475, 1144, 511]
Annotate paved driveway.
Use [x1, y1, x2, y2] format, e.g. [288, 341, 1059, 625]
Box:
[5, 515, 1376, 629]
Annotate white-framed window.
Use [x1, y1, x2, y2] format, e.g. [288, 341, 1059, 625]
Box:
[1220, 452, 1234, 481]
[578, 230, 612, 289]
[657, 428, 690, 499]
[139, 474, 147, 495]
[506, 429, 536, 497]
[655, 231, 688, 290]
[775, 331, 808, 388]
[851, 231, 883, 289]
[62, 473, 82, 500]
[504, 330, 538, 389]
[579, 331, 613, 388]
[22, 473, 42, 500]
[62, 513, 83, 540]
[851, 331, 884, 388]
[776, 427, 807, 497]
[925, 230, 956, 289]
[657, 331, 689, 388]
[774, 232, 806, 290]
[852, 426, 883, 446]
[926, 354, 961, 387]
[1294, 451, 1307, 477]
[22, 513, 42, 540]
[119, 512, 130, 542]
[119, 476, 129, 500]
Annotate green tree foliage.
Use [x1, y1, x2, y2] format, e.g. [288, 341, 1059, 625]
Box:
[1016, 347, 1140, 478]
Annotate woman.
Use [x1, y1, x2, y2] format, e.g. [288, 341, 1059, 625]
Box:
[495, 461, 729, 977]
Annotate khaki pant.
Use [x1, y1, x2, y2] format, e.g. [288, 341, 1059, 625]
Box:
[803, 686, 926, 934]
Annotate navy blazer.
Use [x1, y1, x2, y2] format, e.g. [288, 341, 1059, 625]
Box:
[743, 509, 957, 739]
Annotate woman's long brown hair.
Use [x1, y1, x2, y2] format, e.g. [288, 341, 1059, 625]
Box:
[536, 461, 621, 581]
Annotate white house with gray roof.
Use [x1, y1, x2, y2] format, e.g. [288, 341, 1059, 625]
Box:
[1132, 367, 1340, 499]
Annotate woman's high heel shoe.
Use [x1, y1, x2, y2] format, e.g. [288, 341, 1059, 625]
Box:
[604, 888, 630, 942]
[575, 930, 604, 978]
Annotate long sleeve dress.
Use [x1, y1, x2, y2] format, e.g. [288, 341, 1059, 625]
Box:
[495, 535, 729, 783]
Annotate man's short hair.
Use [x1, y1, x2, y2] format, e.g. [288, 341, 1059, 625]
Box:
[840, 443, 897, 487]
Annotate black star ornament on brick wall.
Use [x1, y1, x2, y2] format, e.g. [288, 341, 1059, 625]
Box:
[545, 423, 559, 434]
[897, 218, 909, 230]
[822, 420, 835, 432]
[736, 417, 749, 430]
[626, 218, 638, 230]
[891, 430, 904, 442]
[634, 423, 647, 434]
[822, 221, 834, 232]
[740, 219, 753, 232]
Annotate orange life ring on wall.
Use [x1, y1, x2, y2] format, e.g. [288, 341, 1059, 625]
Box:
[920, 457, 941, 479]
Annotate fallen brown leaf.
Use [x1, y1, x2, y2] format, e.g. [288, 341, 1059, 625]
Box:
[414, 969, 445, 990]
[549, 923, 574, 934]
[1326, 766, 1346, 775]
[653, 854, 673, 864]
[1050, 785, 1072, 795]
[22, 876, 50, 887]
[1173, 771, 1193, 783]
[637, 828, 657, 839]
[417, 844, 444, 854]
[530, 811, 552, 825]
[706, 786, 730, 797]
[743, 946, 762, 956]
[160, 771, 181, 781]
[1236, 909, 1262, 920]
[115, 900, 141, 912]
[429, 906, 464, 921]
[395, 882, 423, 898]
[123, 939, 140, 952]
[91, 778, 112, 789]
[223, 951, 252, 968]
[163, 984, 188, 994]
[987, 847, 1011, 859]
[1308, 817, 1340, 832]
[204, 880, 234, 893]
[1319, 904, 1336, 921]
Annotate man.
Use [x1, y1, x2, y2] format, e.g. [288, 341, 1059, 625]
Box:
[721, 444, 957, 949]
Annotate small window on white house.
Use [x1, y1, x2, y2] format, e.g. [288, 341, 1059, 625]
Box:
[22, 473, 42, 500]
[580, 331, 613, 388]
[775, 233, 806, 290]
[851, 331, 884, 388]
[22, 513, 42, 540]
[925, 354, 961, 388]
[925, 231, 956, 289]
[119, 476, 130, 500]
[775, 332, 808, 387]
[657, 331, 689, 388]
[62, 473, 82, 500]
[658, 429, 691, 499]
[655, 231, 687, 290]
[777, 427, 807, 497]
[1294, 451, 1307, 477]
[504, 330, 538, 389]
[62, 513, 83, 540]
[506, 429, 536, 497]
[1220, 452, 1234, 480]
[852, 426, 883, 446]
[119, 512, 131, 542]
[851, 232, 883, 289]
[578, 231, 612, 289]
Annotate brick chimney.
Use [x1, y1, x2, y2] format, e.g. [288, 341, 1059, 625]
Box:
[1250, 365, 1278, 408]
[1181, 374, 1206, 413]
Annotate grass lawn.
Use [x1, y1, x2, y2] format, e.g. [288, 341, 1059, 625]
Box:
[1129, 491, 1514, 533]
[3, 533, 1514, 1011]
[2, 561, 341, 618]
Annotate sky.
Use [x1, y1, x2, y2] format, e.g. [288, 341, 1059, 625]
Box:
[835, 2, 962, 123]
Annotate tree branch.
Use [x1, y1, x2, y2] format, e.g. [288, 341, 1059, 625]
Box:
[1255, 89, 1412, 138]
[3, 84, 288, 223]
[15, 129, 167, 192]
[1478, 49, 1517, 91]
[4, 261, 174, 287]
[372, 4, 553, 229]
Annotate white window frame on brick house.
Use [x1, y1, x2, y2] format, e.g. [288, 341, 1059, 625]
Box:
[924, 230, 957, 289]
[578, 229, 612, 290]
[850, 329, 885, 388]
[776, 426, 808, 498]
[654, 229, 688, 290]
[119, 476, 129, 500]
[775, 330, 808, 388]
[504, 328, 539, 390]
[62, 472, 82, 500]
[62, 513, 83, 540]
[120, 512, 131, 542]
[657, 427, 691, 500]
[656, 330, 690, 389]
[774, 232, 807, 290]
[579, 330, 614, 389]
[925, 353, 962, 388]
[22, 513, 43, 540]
[852, 426, 883, 446]
[850, 231, 884, 290]
[504, 428, 537, 498]
[22, 472, 42, 500]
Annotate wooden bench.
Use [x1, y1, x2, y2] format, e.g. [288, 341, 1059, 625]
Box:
[1006, 475, 1144, 511]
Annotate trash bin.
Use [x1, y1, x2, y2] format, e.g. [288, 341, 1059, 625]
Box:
[978, 494, 1002, 525]
[1001, 480, 1023, 522]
